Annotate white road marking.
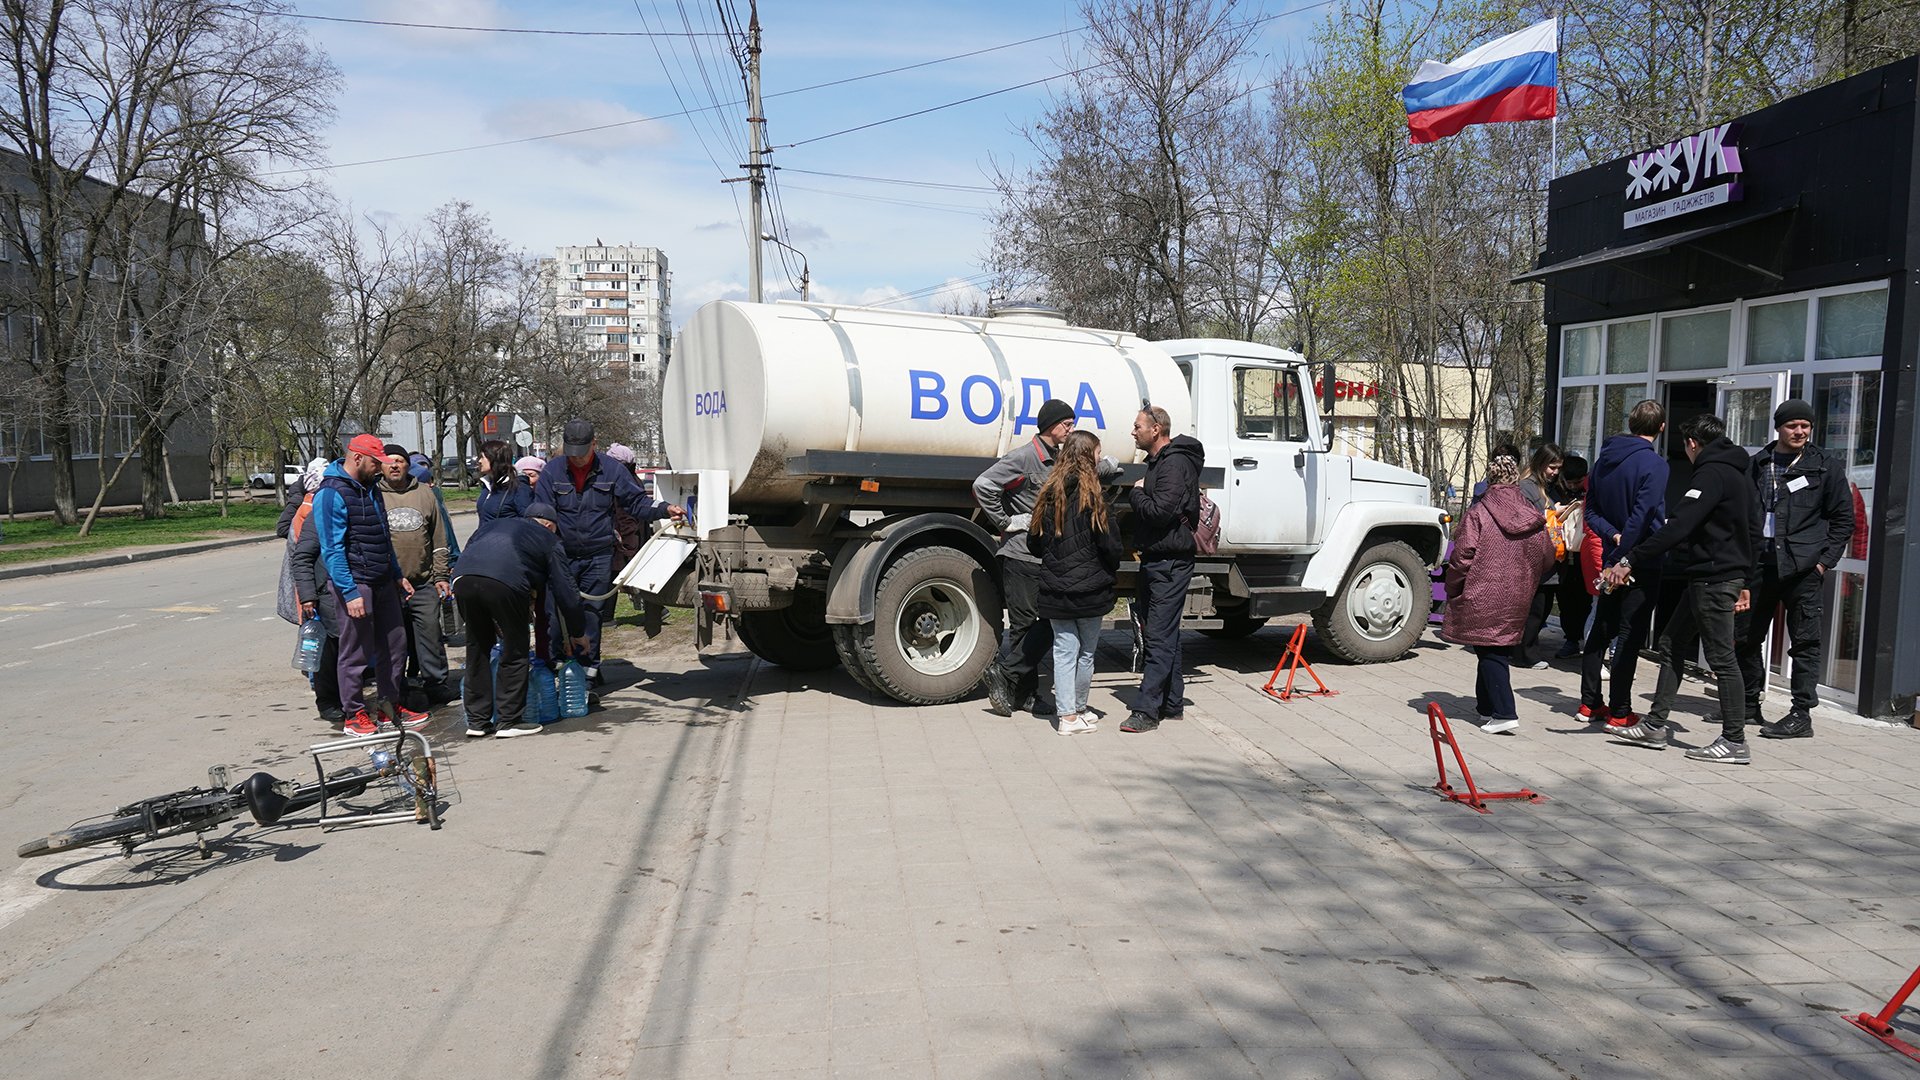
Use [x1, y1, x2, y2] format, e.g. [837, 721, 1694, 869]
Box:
[32, 624, 135, 650]
[0, 857, 123, 935]
[0, 660, 29, 670]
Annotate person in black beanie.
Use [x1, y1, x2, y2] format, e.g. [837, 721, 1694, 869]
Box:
[1735, 398, 1853, 739]
[971, 398, 1118, 715]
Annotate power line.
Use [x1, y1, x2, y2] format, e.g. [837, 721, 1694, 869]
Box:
[865, 270, 998, 309]
[780, 167, 1004, 194]
[282, 12, 730, 36]
[779, 183, 990, 216]
[261, 26, 1082, 175]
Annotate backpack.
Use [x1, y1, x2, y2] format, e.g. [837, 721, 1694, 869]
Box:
[1558, 499, 1585, 561]
[1191, 491, 1221, 555]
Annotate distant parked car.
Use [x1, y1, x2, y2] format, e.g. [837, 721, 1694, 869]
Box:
[248, 466, 304, 490]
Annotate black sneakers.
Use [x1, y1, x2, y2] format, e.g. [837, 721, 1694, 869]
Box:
[1120, 711, 1160, 733]
[982, 662, 1015, 717]
[1759, 709, 1813, 739]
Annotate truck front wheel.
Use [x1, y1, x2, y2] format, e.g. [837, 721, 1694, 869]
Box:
[1312, 540, 1430, 663]
[853, 545, 998, 704]
[735, 589, 839, 671]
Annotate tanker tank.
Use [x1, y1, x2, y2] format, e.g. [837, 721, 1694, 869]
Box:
[662, 301, 1194, 505]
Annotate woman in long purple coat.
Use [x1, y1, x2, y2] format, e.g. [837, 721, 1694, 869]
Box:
[1442, 453, 1556, 734]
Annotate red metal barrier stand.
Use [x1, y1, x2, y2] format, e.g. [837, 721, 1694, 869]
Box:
[1848, 960, 1920, 1061]
[1427, 703, 1546, 813]
[1260, 624, 1338, 702]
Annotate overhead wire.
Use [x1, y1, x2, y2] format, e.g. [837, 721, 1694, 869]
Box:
[279, 12, 731, 36]
[630, 0, 751, 249]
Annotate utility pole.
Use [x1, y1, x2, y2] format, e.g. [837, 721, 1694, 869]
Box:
[746, 1, 765, 302]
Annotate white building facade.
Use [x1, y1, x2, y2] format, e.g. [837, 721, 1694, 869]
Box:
[539, 244, 672, 381]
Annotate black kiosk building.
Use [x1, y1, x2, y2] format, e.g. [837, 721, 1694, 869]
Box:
[1527, 56, 1920, 720]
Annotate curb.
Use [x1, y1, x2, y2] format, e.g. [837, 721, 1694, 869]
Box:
[0, 532, 280, 581]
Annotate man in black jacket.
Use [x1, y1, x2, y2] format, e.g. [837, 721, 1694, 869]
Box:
[1122, 406, 1205, 734]
[452, 502, 589, 739]
[1736, 399, 1854, 739]
[1601, 414, 1757, 763]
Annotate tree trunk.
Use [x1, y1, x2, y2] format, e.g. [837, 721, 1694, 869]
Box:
[140, 422, 167, 517]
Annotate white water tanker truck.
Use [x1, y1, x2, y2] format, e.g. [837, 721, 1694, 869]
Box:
[617, 300, 1448, 705]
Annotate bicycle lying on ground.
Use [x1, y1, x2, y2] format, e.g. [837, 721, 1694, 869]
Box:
[18, 730, 451, 861]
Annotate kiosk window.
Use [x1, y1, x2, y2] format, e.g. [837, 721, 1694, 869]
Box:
[1235, 365, 1308, 442]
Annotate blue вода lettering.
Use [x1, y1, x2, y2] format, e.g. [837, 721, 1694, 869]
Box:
[693, 390, 728, 416]
[959, 375, 1001, 425]
[1072, 382, 1105, 429]
[1013, 378, 1052, 434]
[908, 369, 948, 419]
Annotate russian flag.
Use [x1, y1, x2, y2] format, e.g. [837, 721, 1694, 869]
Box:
[1402, 19, 1557, 145]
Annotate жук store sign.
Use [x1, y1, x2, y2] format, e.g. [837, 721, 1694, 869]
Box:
[1623, 123, 1744, 228]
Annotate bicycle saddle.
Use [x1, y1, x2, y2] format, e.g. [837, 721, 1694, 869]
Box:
[237, 772, 291, 826]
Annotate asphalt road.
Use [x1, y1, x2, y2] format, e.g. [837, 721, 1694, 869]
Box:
[0, 541, 753, 1079]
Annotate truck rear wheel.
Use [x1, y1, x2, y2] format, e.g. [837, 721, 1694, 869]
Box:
[1312, 540, 1430, 663]
[734, 590, 839, 671]
[853, 545, 998, 705]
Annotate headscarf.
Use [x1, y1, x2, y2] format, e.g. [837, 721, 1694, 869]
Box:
[514, 455, 545, 476]
[1487, 455, 1521, 486]
[605, 442, 635, 466]
[300, 457, 329, 493]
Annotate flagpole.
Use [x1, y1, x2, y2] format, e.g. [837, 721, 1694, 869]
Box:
[1548, 10, 1561, 183]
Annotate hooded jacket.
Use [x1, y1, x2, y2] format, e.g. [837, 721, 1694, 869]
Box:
[1441, 484, 1556, 647]
[973, 436, 1122, 564]
[476, 472, 533, 529]
[454, 517, 587, 635]
[1748, 441, 1854, 577]
[1621, 436, 1756, 584]
[1026, 478, 1124, 619]
[1584, 435, 1668, 571]
[1130, 435, 1206, 559]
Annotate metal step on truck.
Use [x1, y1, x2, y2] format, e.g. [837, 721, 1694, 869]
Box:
[617, 300, 1449, 705]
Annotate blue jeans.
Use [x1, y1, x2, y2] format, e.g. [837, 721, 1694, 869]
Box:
[1050, 615, 1104, 718]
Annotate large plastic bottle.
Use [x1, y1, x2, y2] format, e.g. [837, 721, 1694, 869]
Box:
[526, 658, 560, 725]
[293, 616, 324, 673]
[557, 660, 590, 719]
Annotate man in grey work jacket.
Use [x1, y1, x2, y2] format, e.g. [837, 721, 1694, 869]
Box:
[972, 398, 1117, 716]
[1735, 399, 1854, 740]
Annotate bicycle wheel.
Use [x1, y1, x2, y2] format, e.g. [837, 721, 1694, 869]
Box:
[18, 814, 148, 858]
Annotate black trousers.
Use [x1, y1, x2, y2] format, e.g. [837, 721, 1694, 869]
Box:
[1555, 570, 1593, 653]
[457, 575, 532, 728]
[997, 558, 1050, 698]
[1134, 557, 1192, 718]
[1580, 573, 1658, 717]
[1647, 578, 1746, 742]
[1476, 650, 1516, 720]
[313, 634, 341, 712]
[1737, 560, 1828, 716]
[401, 583, 450, 685]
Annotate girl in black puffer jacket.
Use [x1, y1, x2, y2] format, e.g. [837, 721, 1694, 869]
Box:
[1027, 430, 1123, 735]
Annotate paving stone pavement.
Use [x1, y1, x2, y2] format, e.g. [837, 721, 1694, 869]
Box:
[623, 622, 1920, 1079]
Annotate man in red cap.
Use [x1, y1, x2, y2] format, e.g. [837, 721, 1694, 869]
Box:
[312, 433, 429, 735]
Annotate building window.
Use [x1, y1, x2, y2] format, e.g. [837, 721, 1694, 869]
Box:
[1658, 309, 1732, 370]
[587, 315, 606, 326]
[608, 334, 628, 344]
[567, 299, 581, 309]
[1232, 365, 1308, 442]
[1816, 289, 1888, 359]
[568, 263, 581, 274]
[1745, 299, 1807, 366]
[568, 281, 582, 292]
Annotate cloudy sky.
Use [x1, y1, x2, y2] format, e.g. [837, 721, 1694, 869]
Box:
[287, 0, 1321, 325]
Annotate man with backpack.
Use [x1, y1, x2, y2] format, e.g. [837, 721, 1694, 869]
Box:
[1122, 405, 1206, 734]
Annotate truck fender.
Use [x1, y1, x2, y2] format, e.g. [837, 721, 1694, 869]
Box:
[824, 513, 1000, 625]
[1298, 504, 1448, 596]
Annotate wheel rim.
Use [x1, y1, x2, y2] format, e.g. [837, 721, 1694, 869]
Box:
[1345, 561, 1412, 642]
[891, 577, 980, 677]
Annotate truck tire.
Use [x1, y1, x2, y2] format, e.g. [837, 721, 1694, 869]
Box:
[832, 625, 882, 694]
[734, 590, 839, 671]
[1200, 612, 1269, 639]
[1312, 540, 1430, 663]
[853, 545, 998, 705]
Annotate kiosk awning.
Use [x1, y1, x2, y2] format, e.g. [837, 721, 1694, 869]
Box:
[1512, 206, 1795, 284]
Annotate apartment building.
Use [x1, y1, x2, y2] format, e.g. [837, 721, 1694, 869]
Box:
[538, 244, 671, 381]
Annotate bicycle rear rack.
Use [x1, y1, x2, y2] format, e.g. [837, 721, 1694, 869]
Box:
[308, 731, 445, 831]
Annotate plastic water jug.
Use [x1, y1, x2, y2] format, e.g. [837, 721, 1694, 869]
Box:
[526, 659, 560, 725]
[557, 660, 590, 719]
[293, 617, 324, 673]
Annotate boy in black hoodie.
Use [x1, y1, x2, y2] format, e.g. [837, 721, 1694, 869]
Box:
[1600, 414, 1758, 763]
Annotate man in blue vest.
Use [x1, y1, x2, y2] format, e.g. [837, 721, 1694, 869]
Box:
[533, 418, 683, 683]
[313, 433, 430, 736]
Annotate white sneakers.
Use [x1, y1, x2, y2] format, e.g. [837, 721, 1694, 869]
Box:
[1482, 717, 1519, 735]
[1056, 715, 1097, 736]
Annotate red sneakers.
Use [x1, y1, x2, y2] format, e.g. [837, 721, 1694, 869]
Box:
[343, 708, 379, 737]
[1604, 711, 1640, 729]
[388, 705, 432, 731]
